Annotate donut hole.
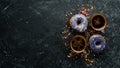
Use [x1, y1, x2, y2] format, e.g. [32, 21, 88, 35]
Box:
[95, 41, 101, 46]
[77, 18, 82, 25]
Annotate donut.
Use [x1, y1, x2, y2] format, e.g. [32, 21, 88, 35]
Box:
[89, 34, 106, 52]
[70, 14, 88, 32]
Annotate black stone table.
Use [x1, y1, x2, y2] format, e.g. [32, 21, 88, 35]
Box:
[0, 0, 120, 68]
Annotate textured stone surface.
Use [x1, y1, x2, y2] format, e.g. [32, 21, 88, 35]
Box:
[0, 0, 120, 68]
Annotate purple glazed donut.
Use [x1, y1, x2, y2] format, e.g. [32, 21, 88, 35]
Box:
[89, 34, 106, 52]
[70, 14, 88, 32]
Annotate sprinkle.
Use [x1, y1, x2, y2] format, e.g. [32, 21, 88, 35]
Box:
[67, 53, 72, 58]
[91, 6, 94, 10]
[65, 35, 69, 39]
[64, 43, 67, 46]
[67, 55, 71, 58]
[84, 55, 88, 59]
[70, 12, 72, 15]
[88, 59, 94, 63]
[90, 63, 92, 65]
[62, 31, 67, 34]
